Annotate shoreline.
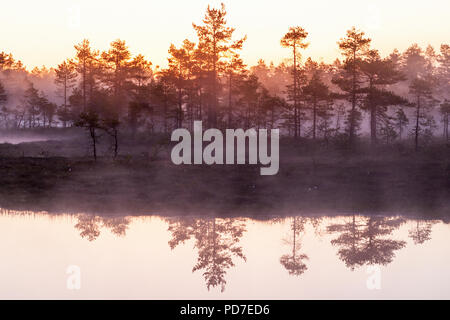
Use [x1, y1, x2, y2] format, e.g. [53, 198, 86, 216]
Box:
[0, 144, 448, 217]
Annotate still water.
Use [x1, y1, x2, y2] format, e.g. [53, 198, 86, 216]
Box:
[0, 209, 449, 299]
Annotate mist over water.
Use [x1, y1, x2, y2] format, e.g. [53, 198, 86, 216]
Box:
[0, 137, 48, 144]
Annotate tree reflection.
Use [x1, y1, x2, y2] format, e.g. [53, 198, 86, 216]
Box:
[167, 217, 246, 292]
[280, 217, 309, 276]
[408, 220, 435, 245]
[74, 214, 130, 241]
[74, 214, 101, 241]
[101, 217, 130, 237]
[327, 215, 406, 270]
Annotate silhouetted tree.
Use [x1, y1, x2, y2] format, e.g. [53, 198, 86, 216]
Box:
[303, 58, 331, 140]
[54, 59, 77, 127]
[333, 27, 371, 145]
[281, 26, 309, 138]
[225, 37, 247, 127]
[0, 81, 7, 107]
[102, 117, 120, 158]
[101, 39, 132, 115]
[401, 44, 430, 82]
[0, 81, 8, 128]
[394, 108, 409, 140]
[151, 74, 177, 133]
[39, 94, 57, 127]
[193, 3, 245, 127]
[236, 74, 260, 129]
[440, 100, 450, 141]
[73, 39, 99, 111]
[23, 82, 41, 128]
[129, 54, 153, 102]
[360, 50, 406, 144]
[75, 110, 102, 160]
[409, 77, 435, 151]
[165, 40, 197, 128]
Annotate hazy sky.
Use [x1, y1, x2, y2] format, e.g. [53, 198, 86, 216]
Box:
[2, 0, 449, 70]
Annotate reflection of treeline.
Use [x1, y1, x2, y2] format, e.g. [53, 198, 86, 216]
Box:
[280, 217, 309, 276]
[75, 214, 130, 241]
[0, 208, 442, 291]
[327, 215, 407, 270]
[0, 4, 449, 156]
[165, 215, 440, 291]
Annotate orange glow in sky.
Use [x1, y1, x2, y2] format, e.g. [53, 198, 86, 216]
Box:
[2, 0, 449, 69]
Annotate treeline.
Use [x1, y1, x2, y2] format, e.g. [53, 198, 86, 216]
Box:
[0, 4, 449, 154]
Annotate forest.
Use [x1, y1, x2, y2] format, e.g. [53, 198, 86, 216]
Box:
[0, 4, 448, 216]
[0, 4, 448, 149]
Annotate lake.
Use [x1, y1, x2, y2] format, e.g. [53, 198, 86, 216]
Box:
[0, 208, 449, 299]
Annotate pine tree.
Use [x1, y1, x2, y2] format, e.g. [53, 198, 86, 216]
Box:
[409, 78, 435, 151]
[281, 27, 309, 138]
[394, 108, 409, 140]
[192, 3, 245, 128]
[75, 110, 102, 161]
[333, 27, 371, 145]
[165, 40, 197, 128]
[439, 100, 449, 141]
[303, 58, 330, 140]
[128, 54, 153, 136]
[23, 82, 41, 128]
[225, 37, 246, 127]
[0, 80, 7, 106]
[437, 45, 450, 141]
[54, 59, 77, 127]
[101, 39, 132, 115]
[73, 39, 99, 111]
[360, 50, 406, 145]
[0, 81, 8, 128]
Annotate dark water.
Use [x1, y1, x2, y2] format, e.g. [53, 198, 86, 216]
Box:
[1, 208, 449, 299]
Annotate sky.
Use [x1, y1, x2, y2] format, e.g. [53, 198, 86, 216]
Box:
[1, 0, 449, 70]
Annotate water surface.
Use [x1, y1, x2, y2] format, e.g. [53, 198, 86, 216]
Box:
[0, 209, 449, 299]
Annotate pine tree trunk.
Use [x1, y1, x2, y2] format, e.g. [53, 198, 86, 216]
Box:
[415, 95, 420, 152]
[313, 99, 317, 140]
